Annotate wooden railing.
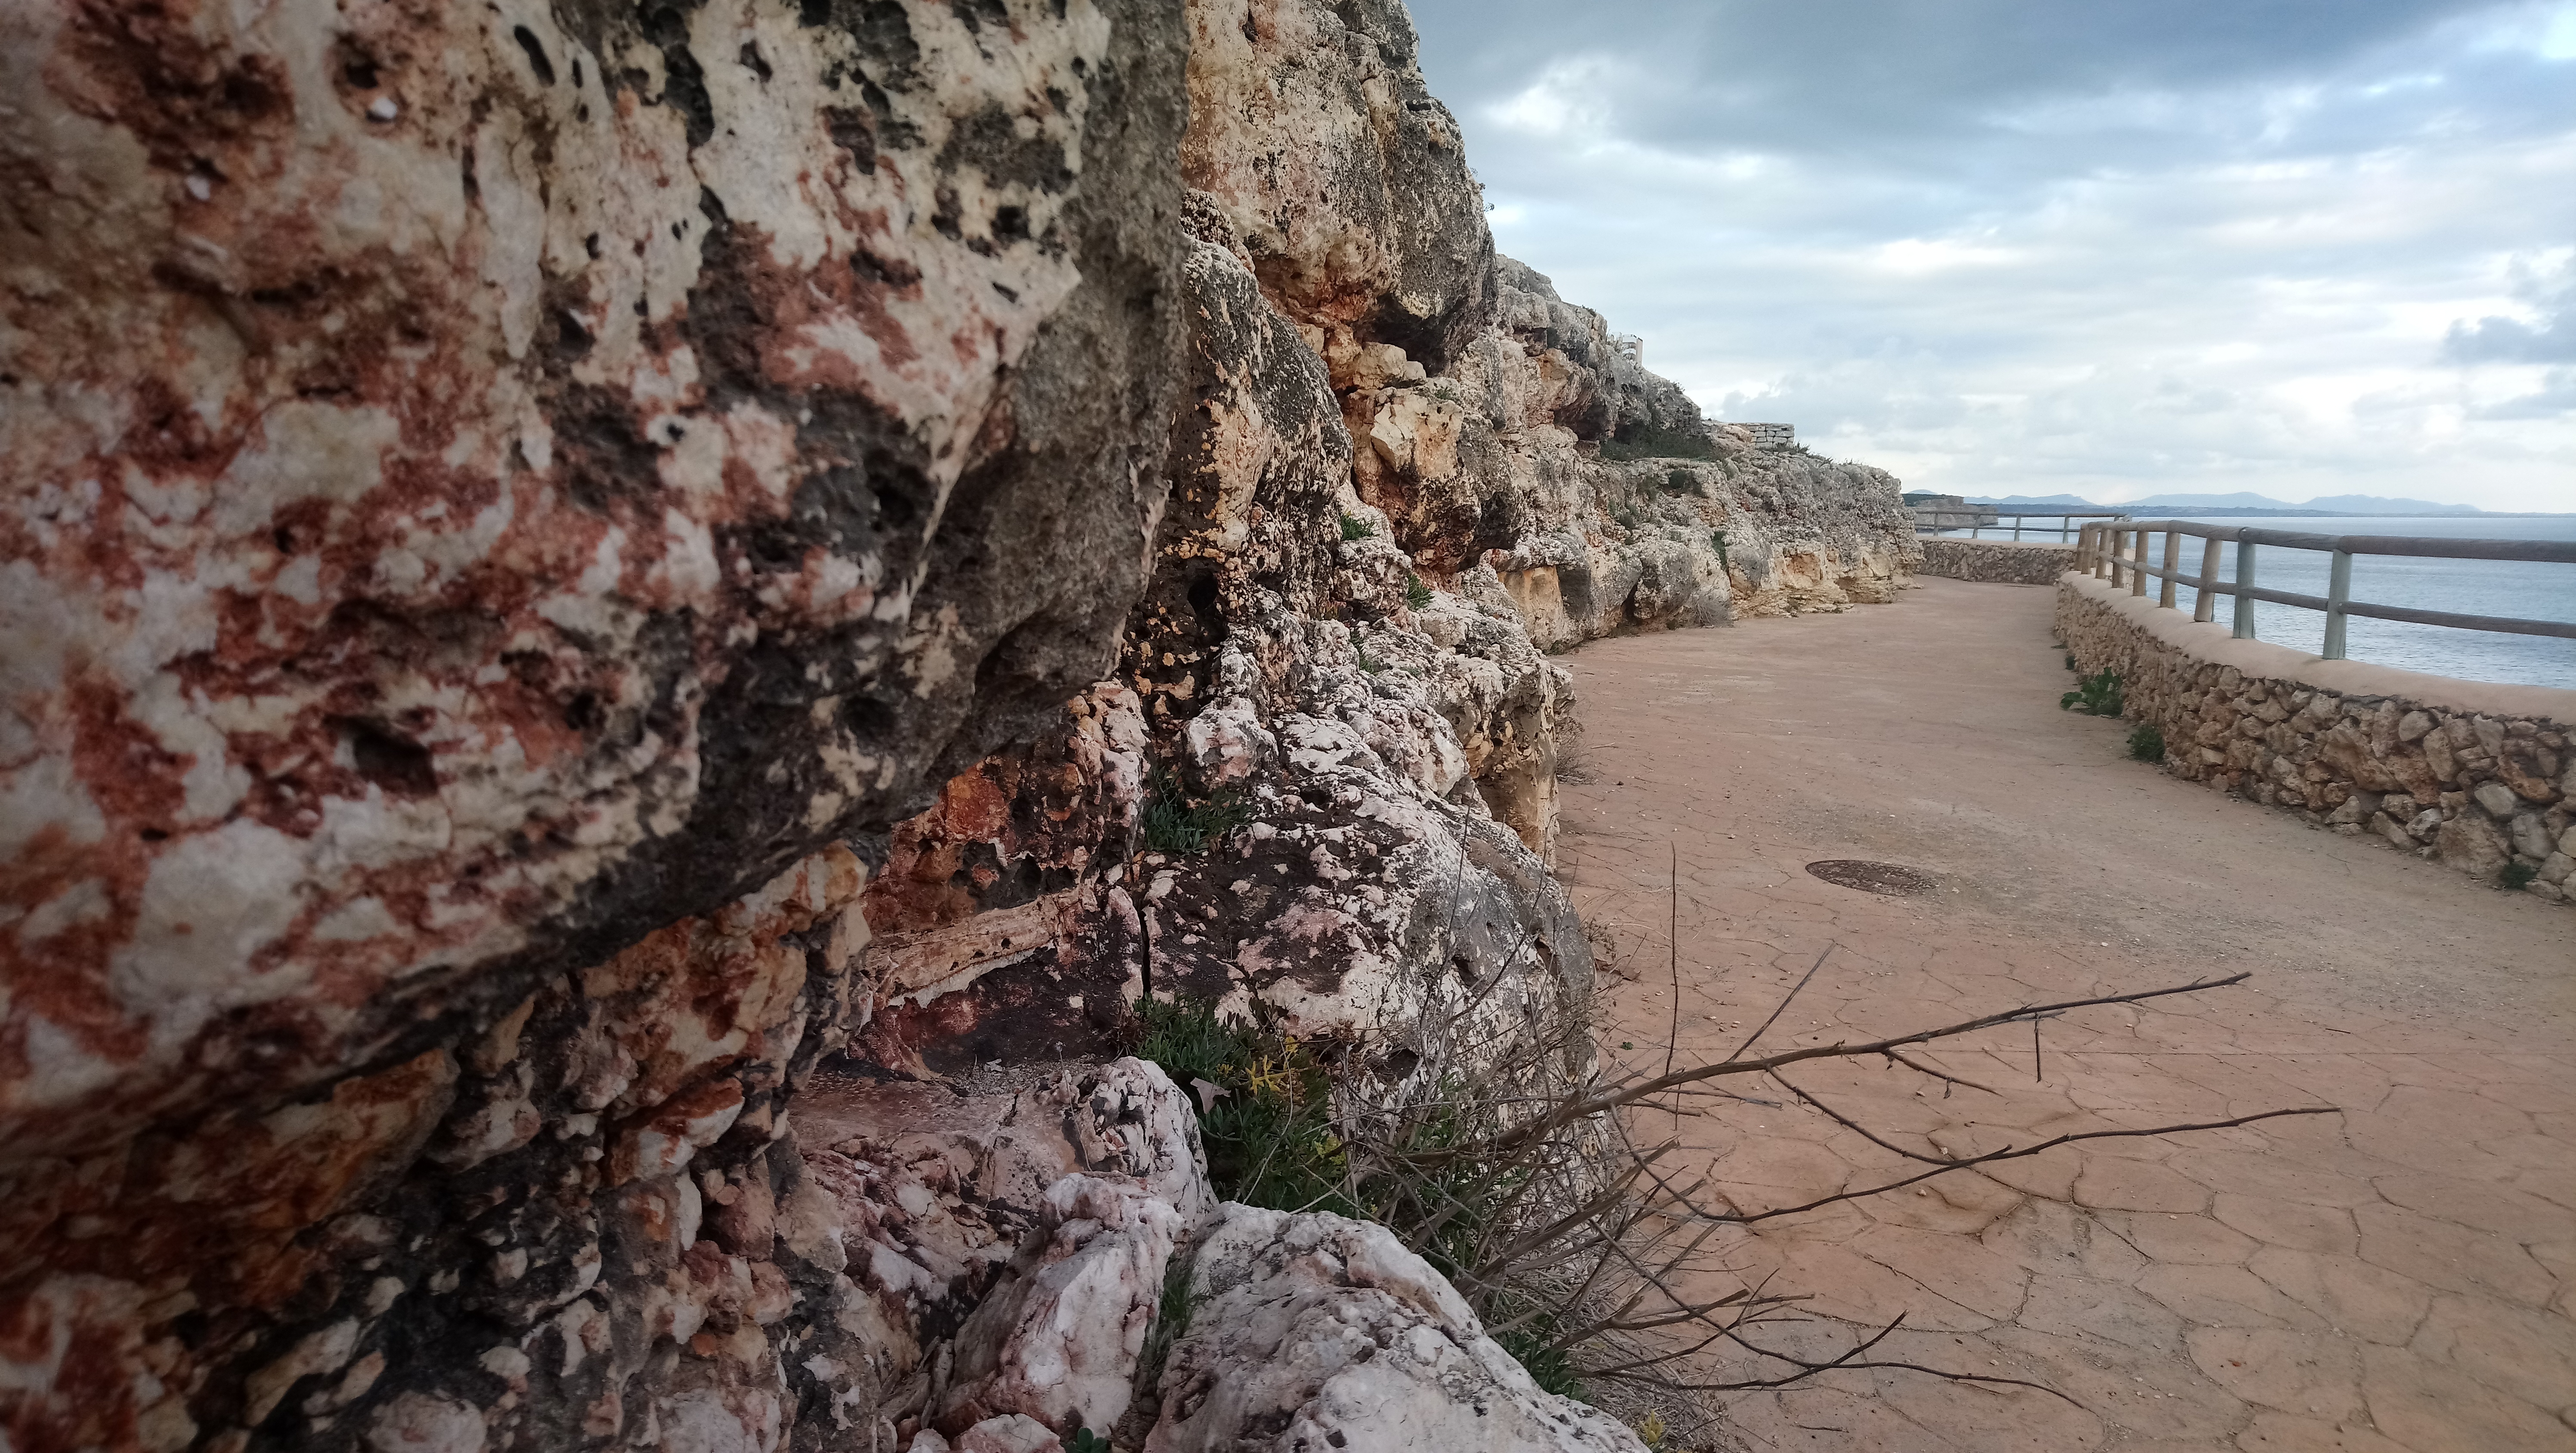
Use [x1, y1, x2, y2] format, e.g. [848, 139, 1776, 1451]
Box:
[2074, 520, 2576, 658]
[1917, 509, 2129, 541]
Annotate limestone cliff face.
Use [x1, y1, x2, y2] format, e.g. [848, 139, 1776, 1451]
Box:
[3, 1, 1187, 1447]
[1, 0, 1910, 1448]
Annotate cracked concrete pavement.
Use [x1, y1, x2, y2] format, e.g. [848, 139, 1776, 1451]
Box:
[1563, 576, 2576, 1453]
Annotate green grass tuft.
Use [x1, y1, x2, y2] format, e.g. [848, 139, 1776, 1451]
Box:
[1340, 512, 1374, 542]
[2061, 668, 2123, 717]
[2501, 860, 2539, 891]
[2127, 723, 2165, 762]
[1406, 572, 1434, 610]
[1129, 996, 1351, 1216]
[1140, 773, 1250, 856]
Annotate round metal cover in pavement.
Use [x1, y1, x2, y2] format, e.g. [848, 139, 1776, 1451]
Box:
[1805, 859, 1936, 896]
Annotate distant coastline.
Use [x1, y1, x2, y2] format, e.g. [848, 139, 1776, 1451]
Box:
[1989, 507, 2576, 519]
[1958, 496, 2573, 519]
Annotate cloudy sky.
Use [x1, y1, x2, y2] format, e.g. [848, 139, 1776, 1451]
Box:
[1404, 0, 2576, 511]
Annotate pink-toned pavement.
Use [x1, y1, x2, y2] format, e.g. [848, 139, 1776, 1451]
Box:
[1562, 576, 2576, 1453]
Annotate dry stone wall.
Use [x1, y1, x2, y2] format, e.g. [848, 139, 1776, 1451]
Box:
[1919, 538, 2077, 585]
[2059, 576, 2576, 905]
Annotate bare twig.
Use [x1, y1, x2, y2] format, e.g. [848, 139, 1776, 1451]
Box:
[1709, 1106, 2337, 1225]
[1408, 973, 2255, 1165]
[1881, 1047, 2005, 1096]
[1665, 841, 1681, 1130]
[1725, 943, 1833, 1062]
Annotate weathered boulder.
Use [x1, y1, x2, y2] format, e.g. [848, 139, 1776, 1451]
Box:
[3, 0, 1192, 1447]
[2, 845, 901, 1453]
[1146, 1204, 1647, 1453]
[0, 0, 1188, 1162]
[936, 1175, 1181, 1437]
[794, 1057, 1210, 1442]
[1182, 0, 1495, 374]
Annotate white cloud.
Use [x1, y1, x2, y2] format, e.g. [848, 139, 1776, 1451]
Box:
[1412, 0, 2576, 510]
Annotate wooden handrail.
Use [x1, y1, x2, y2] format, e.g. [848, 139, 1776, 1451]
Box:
[2068, 520, 2576, 649]
[2119, 519, 2576, 565]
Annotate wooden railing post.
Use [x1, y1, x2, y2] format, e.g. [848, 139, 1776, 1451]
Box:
[2193, 533, 2222, 623]
[2323, 550, 2353, 660]
[2130, 529, 2149, 597]
[2232, 538, 2257, 640]
[2158, 529, 2181, 609]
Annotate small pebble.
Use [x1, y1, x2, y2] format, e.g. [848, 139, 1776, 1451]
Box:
[183, 174, 212, 201]
[368, 96, 400, 122]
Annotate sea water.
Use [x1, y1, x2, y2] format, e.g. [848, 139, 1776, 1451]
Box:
[1947, 516, 2576, 691]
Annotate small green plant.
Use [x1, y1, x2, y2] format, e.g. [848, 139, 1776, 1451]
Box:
[1492, 1313, 1588, 1401]
[1709, 529, 1728, 568]
[1133, 1256, 1201, 1424]
[1609, 503, 1644, 530]
[1356, 642, 1386, 675]
[2501, 860, 2539, 891]
[1128, 996, 1348, 1215]
[2127, 723, 2165, 761]
[1662, 468, 1704, 497]
[1339, 512, 1373, 541]
[1406, 572, 1434, 609]
[1068, 1429, 1112, 1453]
[1140, 773, 1250, 856]
[2060, 668, 2123, 717]
[2065, 652, 2078, 671]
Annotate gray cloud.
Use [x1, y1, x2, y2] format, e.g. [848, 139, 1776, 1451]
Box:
[2446, 266, 2576, 362]
[1403, 0, 2576, 507]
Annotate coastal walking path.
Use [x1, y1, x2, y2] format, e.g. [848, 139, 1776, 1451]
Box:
[1563, 575, 2576, 1453]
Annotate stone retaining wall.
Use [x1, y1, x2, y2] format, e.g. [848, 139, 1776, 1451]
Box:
[1921, 537, 2079, 584]
[2056, 575, 2576, 905]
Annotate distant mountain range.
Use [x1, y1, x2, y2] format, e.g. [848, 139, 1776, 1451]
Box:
[1966, 492, 2493, 516]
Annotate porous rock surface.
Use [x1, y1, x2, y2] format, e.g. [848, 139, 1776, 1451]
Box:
[4, 0, 1189, 1448]
[1146, 1205, 1646, 1453]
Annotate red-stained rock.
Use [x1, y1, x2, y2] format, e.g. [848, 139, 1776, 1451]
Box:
[0, 0, 1188, 1172]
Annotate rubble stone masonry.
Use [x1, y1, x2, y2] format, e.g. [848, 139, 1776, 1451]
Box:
[2057, 574, 2576, 905]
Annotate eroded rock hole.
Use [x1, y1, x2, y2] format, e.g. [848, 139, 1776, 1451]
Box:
[339, 719, 439, 796]
[511, 26, 556, 86]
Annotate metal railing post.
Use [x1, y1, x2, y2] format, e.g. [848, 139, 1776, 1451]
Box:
[2232, 538, 2257, 640]
[2323, 550, 2353, 660]
[2012, 515, 2024, 541]
[2158, 529, 2180, 609]
[2193, 533, 2222, 623]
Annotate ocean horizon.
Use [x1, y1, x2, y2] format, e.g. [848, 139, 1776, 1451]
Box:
[1933, 514, 2576, 692]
